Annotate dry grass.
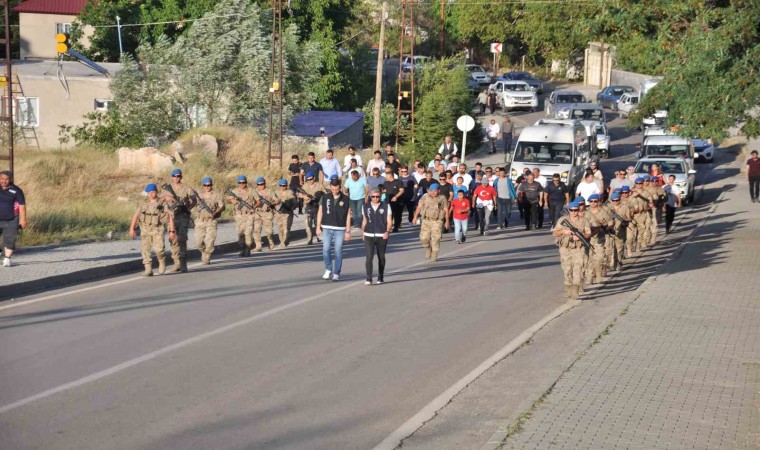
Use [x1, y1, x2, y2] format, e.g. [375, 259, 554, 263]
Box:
[14, 127, 322, 246]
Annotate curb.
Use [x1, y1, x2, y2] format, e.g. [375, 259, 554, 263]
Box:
[1, 229, 307, 301]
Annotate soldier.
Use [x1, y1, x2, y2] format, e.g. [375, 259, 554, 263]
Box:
[585, 193, 612, 284]
[412, 183, 450, 261]
[227, 175, 259, 257]
[163, 168, 197, 273]
[253, 177, 276, 252]
[129, 183, 173, 276]
[274, 179, 297, 248]
[552, 200, 592, 299]
[631, 177, 652, 252]
[646, 175, 667, 245]
[619, 186, 639, 257]
[297, 172, 325, 245]
[607, 191, 631, 272]
[194, 177, 225, 264]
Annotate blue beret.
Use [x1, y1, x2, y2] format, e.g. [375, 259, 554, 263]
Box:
[610, 193, 621, 200]
[568, 201, 581, 209]
[171, 168, 182, 176]
[635, 177, 645, 183]
[330, 174, 339, 180]
[588, 193, 600, 201]
[620, 186, 631, 192]
[256, 177, 266, 184]
[429, 183, 440, 190]
[278, 179, 287, 186]
[201, 177, 212, 185]
[649, 176, 658, 181]
[145, 183, 158, 193]
[305, 172, 315, 179]
[613, 188, 622, 193]
[576, 196, 586, 203]
[237, 175, 247, 183]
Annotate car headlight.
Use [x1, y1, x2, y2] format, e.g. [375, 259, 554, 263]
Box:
[511, 168, 518, 178]
[557, 108, 570, 118]
[561, 171, 569, 182]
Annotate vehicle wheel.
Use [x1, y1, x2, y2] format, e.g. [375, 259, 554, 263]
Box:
[530, 107, 537, 113]
[689, 188, 695, 204]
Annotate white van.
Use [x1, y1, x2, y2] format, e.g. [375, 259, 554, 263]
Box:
[640, 135, 696, 172]
[510, 119, 592, 193]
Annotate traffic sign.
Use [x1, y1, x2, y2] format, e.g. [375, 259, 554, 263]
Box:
[490, 42, 502, 54]
[456, 115, 475, 132]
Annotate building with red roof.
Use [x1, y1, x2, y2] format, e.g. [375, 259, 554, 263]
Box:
[13, 0, 91, 59]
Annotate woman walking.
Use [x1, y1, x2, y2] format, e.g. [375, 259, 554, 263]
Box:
[362, 188, 392, 285]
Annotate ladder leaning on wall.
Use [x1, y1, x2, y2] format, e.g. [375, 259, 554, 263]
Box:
[1, 74, 40, 150]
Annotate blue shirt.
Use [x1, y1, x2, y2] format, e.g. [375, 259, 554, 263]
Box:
[320, 157, 342, 179]
[367, 175, 384, 191]
[344, 177, 367, 201]
[452, 185, 469, 198]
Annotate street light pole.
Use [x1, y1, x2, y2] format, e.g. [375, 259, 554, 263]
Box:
[115, 15, 123, 59]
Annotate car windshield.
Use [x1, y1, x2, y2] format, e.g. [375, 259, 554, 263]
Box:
[611, 88, 633, 96]
[594, 125, 606, 136]
[635, 161, 685, 174]
[467, 66, 485, 72]
[644, 144, 690, 157]
[514, 141, 573, 164]
[571, 108, 604, 121]
[557, 95, 586, 103]
[505, 84, 529, 92]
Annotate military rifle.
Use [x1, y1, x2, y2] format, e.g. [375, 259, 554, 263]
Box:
[609, 208, 630, 228]
[560, 219, 593, 252]
[225, 188, 255, 211]
[296, 187, 318, 203]
[189, 187, 216, 217]
[258, 194, 289, 215]
[635, 193, 652, 204]
[161, 183, 190, 215]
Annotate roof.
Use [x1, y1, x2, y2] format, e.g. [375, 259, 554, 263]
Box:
[643, 135, 691, 145]
[13, 59, 122, 80]
[290, 111, 364, 138]
[13, 0, 88, 15]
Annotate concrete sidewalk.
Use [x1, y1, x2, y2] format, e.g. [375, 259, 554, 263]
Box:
[0, 217, 310, 300]
[502, 169, 760, 448]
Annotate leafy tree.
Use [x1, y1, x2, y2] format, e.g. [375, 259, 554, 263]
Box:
[358, 100, 407, 141]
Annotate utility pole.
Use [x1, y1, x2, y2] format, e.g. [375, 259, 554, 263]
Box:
[1, 0, 14, 179]
[395, 0, 415, 151]
[115, 15, 123, 59]
[439, 0, 444, 57]
[372, 1, 387, 151]
[267, 0, 284, 168]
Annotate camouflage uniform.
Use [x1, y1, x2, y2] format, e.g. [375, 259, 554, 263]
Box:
[166, 183, 195, 272]
[194, 189, 225, 264]
[554, 214, 592, 299]
[631, 191, 651, 252]
[229, 186, 257, 256]
[608, 202, 632, 271]
[254, 187, 276, 251]
[274, 188, 297, 248]
[300, 181, 326, 244]
[646, 183, 667, 246]
[417, 193, 448, 261]
[585, 207, 612, 284]
[135, 198, 170, 275]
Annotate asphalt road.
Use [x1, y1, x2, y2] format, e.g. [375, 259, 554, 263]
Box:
[0, 86, 730, 450]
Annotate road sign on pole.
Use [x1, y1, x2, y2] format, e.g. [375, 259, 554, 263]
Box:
[490, 42, 502, 54]
[456, 115, 475, 164]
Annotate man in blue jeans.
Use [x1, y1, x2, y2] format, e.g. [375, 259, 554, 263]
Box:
[317, 179, 352, 281]
[343, 170, 368, 229]
[493, 167, 516, 230]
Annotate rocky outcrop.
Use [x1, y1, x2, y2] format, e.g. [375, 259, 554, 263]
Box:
[191, 134, 218, 157]
[117, 147, 175, 174]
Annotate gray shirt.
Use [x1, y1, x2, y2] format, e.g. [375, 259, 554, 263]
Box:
[609, 177, 634, 192]
[496, 177, 511, 199]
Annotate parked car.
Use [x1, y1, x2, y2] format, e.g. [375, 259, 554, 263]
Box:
[692, 138, 715, 163]
[596, 85, 635, 110]
[488, 80, 538, 112]
[498, 71, 543, 94]
[617, 93, 639, 118]
[554, 102, 607, 125]
[634, 156, 696, 204]
[545, 90, 587, 117]
[401, 55, 431, 73]
[465, 64, 491, 85]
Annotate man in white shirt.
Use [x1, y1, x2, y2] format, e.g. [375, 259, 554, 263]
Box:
[437, 136, 459, 161]
[366, 150, 386, 176]
[532, 167, 548, 188]
[455, 164, 473, 187]
[412, 164, 426, 183]
[446, 155, 461, 172]
[343, 146, 363, 173]
[588, 160, 604, 191]
[576, 171, 602, 200]
[663, 174, 681, 234]
[486, 118, 500, 154]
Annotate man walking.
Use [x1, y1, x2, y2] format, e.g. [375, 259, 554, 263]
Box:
[253, 177, 277, 252]
[437, 136, 459, 161]
[473, 178, 497, 235]
[366, 150, 386, 176]
[545, 174, 570, 228]
[316, 179, 352, 281]
[748, 150, 760, 202]
[129, 183, 172, 276]
[663, 174, 682, 234]
[486, 118, 500, 154]
[532, 168, 548, 228]
[0, 171, 26, 268]
[300, 152, 324, 185]
[228, 175, 258, 257]
[607, 192, 631, 271]
[163, 168, 197, 273]
[320, 149, 342, 186]
[502, 116, 514, 153]
[413, 184, 450, 261]
[383, 170, 405, 232]
[493, 167, 516, 229]
[362, 188, 392, 285]
[297, 172, 325, 245]
[343, 145, 363, 174]
[344, 170, 368, 229]
[194, 177, 225, 264]
[398, 166, 417, 225]
[552, 200, 592, 299]
[517, 173, 544, 230]
[584, 193, 612, 284]
[451, 189, 471, 243]
[487, 88, 498, 115]
[274, 179, 297, 248]
[477, 89, 488, 116]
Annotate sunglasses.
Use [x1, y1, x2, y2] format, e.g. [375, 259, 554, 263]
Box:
[611, 199, 620, 202]
[569, 209, 580, 212]
[238, 181, 247, 184]
[203, 184, 213, 187]
[589, 200, 599, 203]
[172, 175, 182, 178]
[370, 195, 380, 198]
[257, 183, 265, 186]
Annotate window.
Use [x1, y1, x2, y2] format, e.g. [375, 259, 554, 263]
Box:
[94, 98, 112, 111]
[16, 97, 39, 127]
[56, 23, 72, 35]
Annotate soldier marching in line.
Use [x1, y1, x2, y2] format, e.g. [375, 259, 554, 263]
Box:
[412, 183, 450, 262]
[253, 177, 276, 252]
[619, 186, 638, 257]
[227, 175, 259, 257]
[163, 168, 197, 273]
[194, 177, 225, 265]
[631, 177, 652, 253]
[274, 179, 297, 248]
[584, 193, 612, 285]
[552, 200, 592, 299]
[297, 172, 326, 245]
[607, 191, 632, 272]
[129, 183, 174, 276]
[644, 176, 666, 246]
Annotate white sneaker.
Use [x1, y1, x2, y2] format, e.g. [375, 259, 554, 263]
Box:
[364, 279, 372, 286]
[2, 258, 10, 267]
[322, 270, 331, 280]
[331, 273, 340, 282]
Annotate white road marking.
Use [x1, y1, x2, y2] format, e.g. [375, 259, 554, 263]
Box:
[372, 299, 581, 450]
[0, 238, 488, 415]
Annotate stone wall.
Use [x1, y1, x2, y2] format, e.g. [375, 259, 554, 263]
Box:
[610, 69, 655, 92]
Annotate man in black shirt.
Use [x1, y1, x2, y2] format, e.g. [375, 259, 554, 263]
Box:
[0, 171, 27, 267]
[398, 166, 417, 225]
[383, 171, 405, 232]
[545, 174, 570, 228]
[517, 173, 544, 230]
[316, 179, 351, 281]
[300, 152, 323, 185]
[287, 154, 303, 213]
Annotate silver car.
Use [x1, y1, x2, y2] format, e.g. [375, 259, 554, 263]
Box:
[634, 156, 697, 205]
